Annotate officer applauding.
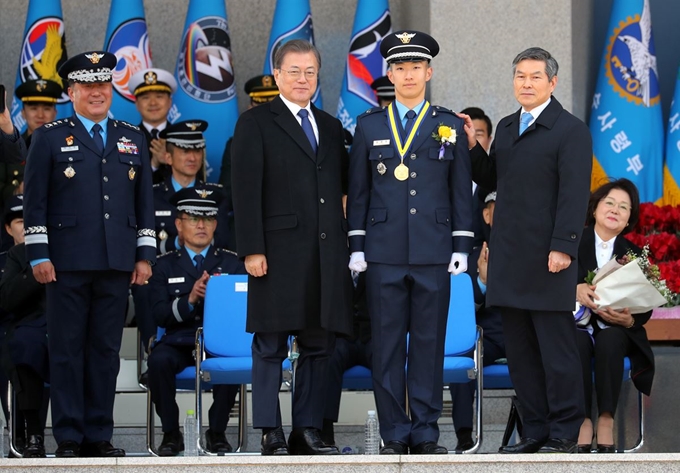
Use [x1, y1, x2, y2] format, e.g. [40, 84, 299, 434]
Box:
[347, 31, 473, 454]
[23, 51, 156, 458]
[148, 186, 244, 456]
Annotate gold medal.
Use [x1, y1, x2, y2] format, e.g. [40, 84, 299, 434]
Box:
[64, 165, 76, 179]
[159, 229, 168, 241]
[394, 163, 409, 181]
[129, 167, 136, 180]
[377, 162, 386, 175]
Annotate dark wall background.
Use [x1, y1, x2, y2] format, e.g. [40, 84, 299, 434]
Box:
[589, 0, 680, 124]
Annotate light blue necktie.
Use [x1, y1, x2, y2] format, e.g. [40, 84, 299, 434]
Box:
[519, 112, 533, 135]
[298, 109, 317, 154]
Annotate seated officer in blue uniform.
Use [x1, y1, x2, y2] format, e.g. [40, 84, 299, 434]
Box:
[0, 195, 49, 458]
[347, 31, 474, 454]
[23, 51, 156, 458]
[148, 186, 244, 456]
[449, 190, 506, 452]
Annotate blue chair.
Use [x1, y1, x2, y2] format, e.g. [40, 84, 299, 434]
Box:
[199, 274, 292, 454]
[442, 273, 483, 454]
[487, 357, 645, 453]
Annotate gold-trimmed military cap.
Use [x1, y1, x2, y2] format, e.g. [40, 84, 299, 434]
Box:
[15, 79, 63, 104]
[380, 30, 439, 64]
[244, 74, 279, 104]
[58, 51, 117, 83]
[370, 76, 395, 99]
[170, 185, 223, 217]
[160, 120, 208, 149]
[128, 68, 178, 97]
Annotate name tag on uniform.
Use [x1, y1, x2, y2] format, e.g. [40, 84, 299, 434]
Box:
[155, 210, 172, 217]
[61, 146, 79, 152]
[373, 139, 390, 146]
[168, 277, 185, 284]
[235, 282, 248, 292]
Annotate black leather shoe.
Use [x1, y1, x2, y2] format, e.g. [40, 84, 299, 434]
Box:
[597, 444, 616, 453]
[411, 441, 448, 454]
[81, 440, 126, 457]
[158, 430, 184, 456]
[23, 435, 46, 458]
[288, 427, 339, 455]
[498, 438, 545, 454]
[577, 444, 592, 453]
[261, 427, 289, 455]
[380, 440, 409, 454]
[206, 429, 233, 454]
[538, 438, 576, 453]
[55, 440, 80, 458]
[455, 439, 475, 452]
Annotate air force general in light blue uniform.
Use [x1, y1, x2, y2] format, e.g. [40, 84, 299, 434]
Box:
[347, 31, 474, 452]
[23, 51, 156, 456]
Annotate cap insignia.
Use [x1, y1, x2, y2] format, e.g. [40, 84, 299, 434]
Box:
[263, 76, 273, 87]
[196, 189, 213, 198]
[85, 52, 104, 64]
[395, 32, 416, 44]
[144, 71, 157, 85]
[186, 122, 201, 131]
[36, 80, 47, 92]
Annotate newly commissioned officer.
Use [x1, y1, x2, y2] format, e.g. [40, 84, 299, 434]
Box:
[347, 31, 473, 455]
[153, 120, 229, 254]
[128, 67, 177, 184]
[23, 51, 156, 458]
[148, 186, 244, 456]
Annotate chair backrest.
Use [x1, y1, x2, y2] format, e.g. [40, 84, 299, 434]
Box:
[203, 274, 251, 357]
[444, 273, 477, 356]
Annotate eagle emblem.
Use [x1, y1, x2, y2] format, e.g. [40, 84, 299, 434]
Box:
[196, 189, 213, 198]
[85, 52, 104, 64]
[395, 32, 416, 44]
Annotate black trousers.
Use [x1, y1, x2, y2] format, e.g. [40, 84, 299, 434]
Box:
[148, 342, 238, 433]
[575, 326, 633, 417]
[251, 328, 335, 430]
[323, 337, 372, 422]
[46, 270, 129, 444]
[500, 307, 585, 441]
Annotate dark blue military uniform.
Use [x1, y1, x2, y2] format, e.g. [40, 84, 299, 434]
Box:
[148, 246, 244, 439]
[23, 114, 156, 448]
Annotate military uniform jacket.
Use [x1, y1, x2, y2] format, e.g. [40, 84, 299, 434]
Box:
[23, 116, 157, 271]
[470, 97, 592, 311]
[231, 96, 353, 336]
[150, 245, 244, 344]
[0, 129, 25, 165]
[347, 105, 474, 264]
[139, 122, 171, 184]
[153, 178, 230, 254]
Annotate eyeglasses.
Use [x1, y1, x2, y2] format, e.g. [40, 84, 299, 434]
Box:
[602, 199, 631, 213]
[179, 216, 217, 226]
[279, 69, 318, 80]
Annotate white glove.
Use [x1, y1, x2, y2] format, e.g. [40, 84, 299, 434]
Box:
[448, 252, 468, 275]
[349, 252, 368, 273]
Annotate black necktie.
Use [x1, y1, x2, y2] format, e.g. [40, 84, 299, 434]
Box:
[403, 110, 417, 140]
[92, 123, 104, 154]
[193, 254, 204, 276]
[151, 128, 159, 140]
[297, 109, 318, 154]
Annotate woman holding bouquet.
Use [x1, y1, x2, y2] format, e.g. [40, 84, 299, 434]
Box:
[575, 178, 654, 453]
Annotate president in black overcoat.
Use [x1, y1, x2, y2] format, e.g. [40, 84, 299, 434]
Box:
[231, 40, 352, 456]
[469, 47, 592, 454]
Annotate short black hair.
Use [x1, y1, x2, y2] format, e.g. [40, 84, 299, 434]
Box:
[585, 178, 640, 234]
[461, 106, 492, 137]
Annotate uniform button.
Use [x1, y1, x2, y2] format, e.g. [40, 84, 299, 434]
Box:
[104, 213, 110, 219]
[103, 176, 108, 182]
[13, 170, 18, 176]
[410, 153, 416, 160]
[317, 165, 322, 170]
[410, 172, 417, 178]
[410, 189, 416, 196]
[68, 157, 73, 162]
[570, 233, 577, 240]
[410, 208, 417, 215]
[11, 179, 18, 186]
[320, 198, 325, 204]
[320, 233, 327, 239]
[161, 222, 165, 227]
[102, 158, 107, 164]
[175, 289, 180, 293]
[104, 195, 109, 200]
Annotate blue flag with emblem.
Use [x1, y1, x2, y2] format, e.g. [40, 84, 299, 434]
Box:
[264, 0, 322, 109]
[103, 0, 152, 123]
[172, 0, 239, 183]
[663, 67, 680, 205]
[589, 0, 663, 204]
[10, 0, 71, 133]
[336, 0, 391, 135]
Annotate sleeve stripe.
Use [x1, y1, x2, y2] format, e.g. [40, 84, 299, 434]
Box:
[348, 230, 366, 237]
[25, 234, 49, 245]
[172, 298, 182, 323]
[137, 236, 157, 248]
[452, 231, 475, 238]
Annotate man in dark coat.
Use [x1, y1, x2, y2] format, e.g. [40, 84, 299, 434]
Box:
[231, 39, 353, 456]
[23, 51, 156, 458]
[466, 47, 592, 454]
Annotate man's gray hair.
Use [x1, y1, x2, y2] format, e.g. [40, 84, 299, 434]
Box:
[512, 47, 558, 81]
[273, 39, 321, 70]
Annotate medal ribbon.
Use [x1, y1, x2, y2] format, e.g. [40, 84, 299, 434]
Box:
[387, 101, 430, 158]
